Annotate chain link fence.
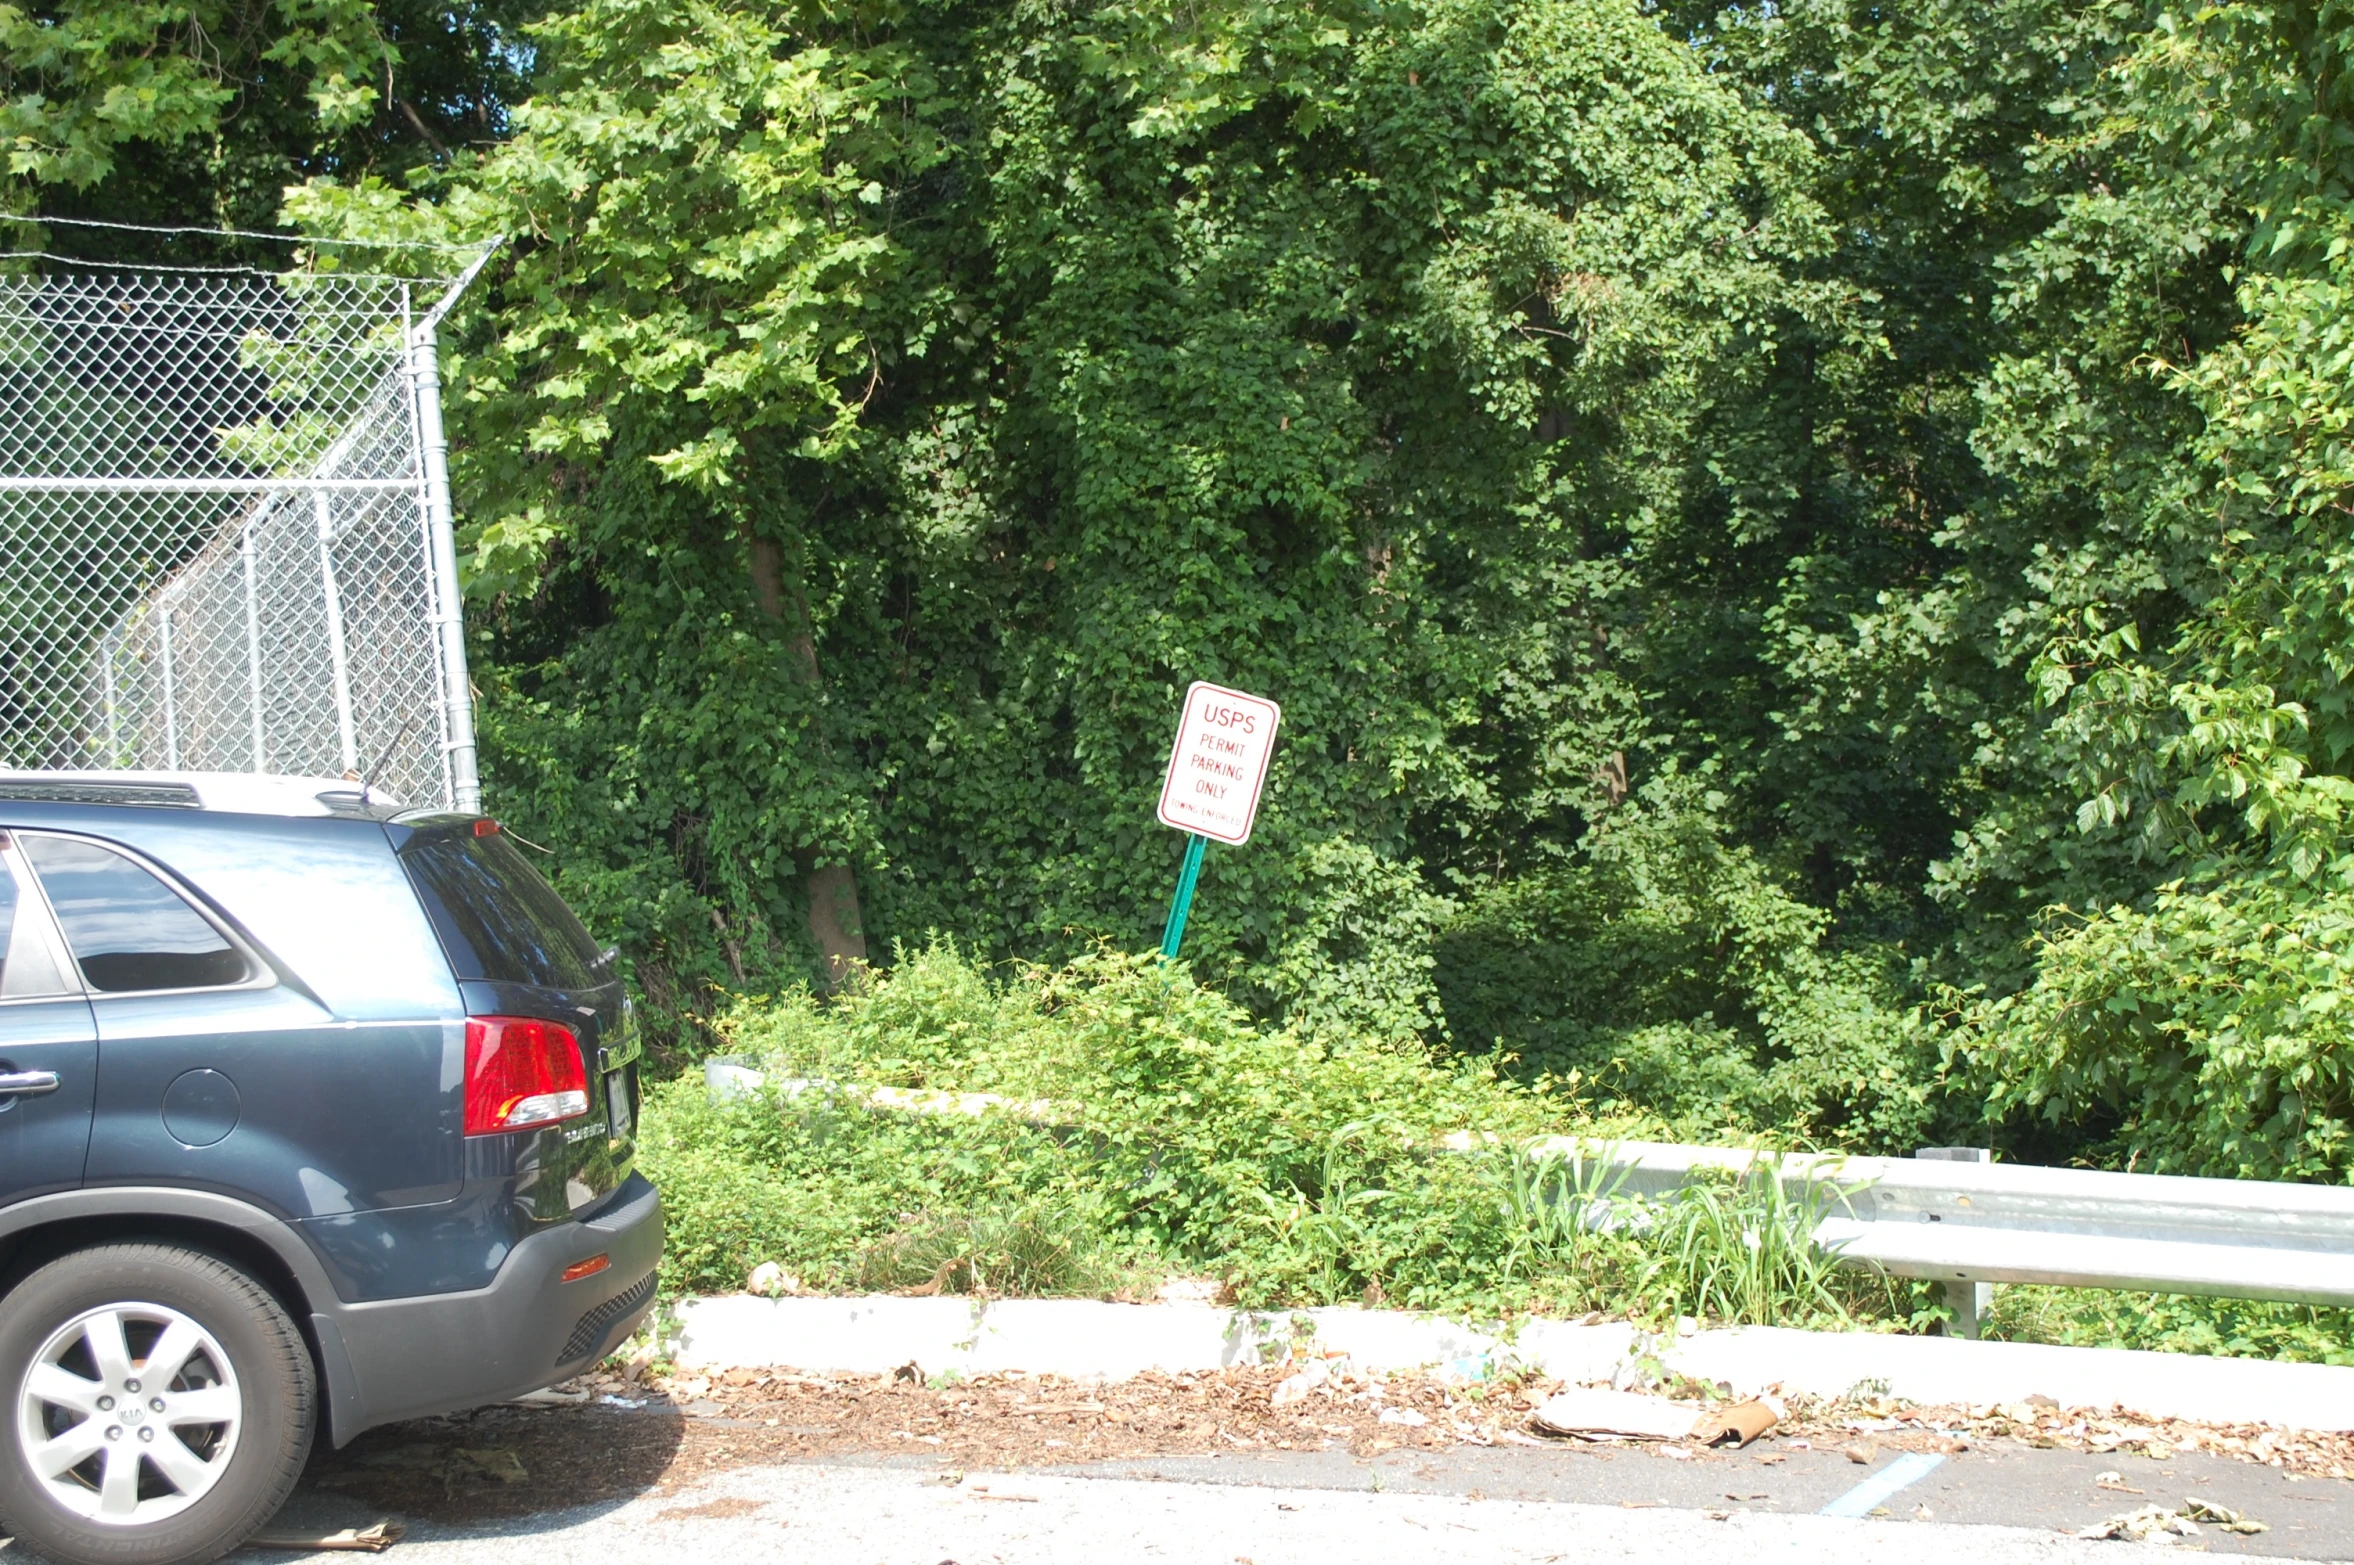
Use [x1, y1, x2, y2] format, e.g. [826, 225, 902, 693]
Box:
[0, 238, 491, 811]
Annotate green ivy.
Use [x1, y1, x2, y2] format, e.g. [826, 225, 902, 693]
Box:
[287, 0, 1843, 1051]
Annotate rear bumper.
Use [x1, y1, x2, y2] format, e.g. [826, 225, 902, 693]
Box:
[310, 1172, 663, 1444]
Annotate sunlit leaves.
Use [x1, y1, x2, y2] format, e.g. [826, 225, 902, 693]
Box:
[286, 0, 1846, 1025]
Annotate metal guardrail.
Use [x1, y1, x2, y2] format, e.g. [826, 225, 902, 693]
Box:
[1539, 1139, 2354, 1335]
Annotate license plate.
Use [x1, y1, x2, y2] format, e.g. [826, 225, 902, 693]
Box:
[606, 1072, 632, 1137]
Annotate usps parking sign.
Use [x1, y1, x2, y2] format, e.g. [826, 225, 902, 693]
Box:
[1157, 681, 1281, 845]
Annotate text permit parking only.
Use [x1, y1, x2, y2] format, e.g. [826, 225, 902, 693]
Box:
[1156, 681, 1282, 845]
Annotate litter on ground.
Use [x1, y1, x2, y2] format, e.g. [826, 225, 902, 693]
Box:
[1530, 1388, 1704, 1442]
[244, 1522, 407, 1553]
[2074, 1498, 2269, 1542]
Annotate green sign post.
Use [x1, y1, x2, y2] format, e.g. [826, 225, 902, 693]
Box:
[1153, 681, 1281, 959]
[1160, 833, 1209, 958]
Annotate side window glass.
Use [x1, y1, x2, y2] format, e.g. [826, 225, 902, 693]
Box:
[0, 845, 17, 995]
[20, 836, 249, 993]
[0, 840, 73, 998]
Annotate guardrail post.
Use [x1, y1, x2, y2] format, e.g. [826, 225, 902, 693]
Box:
[1917, 1147, 1994, 1337]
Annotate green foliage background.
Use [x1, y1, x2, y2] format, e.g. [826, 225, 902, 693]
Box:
[16, 0, 2354, 1184]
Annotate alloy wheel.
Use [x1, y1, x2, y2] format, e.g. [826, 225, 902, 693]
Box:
[13, 1303, 243, 1524]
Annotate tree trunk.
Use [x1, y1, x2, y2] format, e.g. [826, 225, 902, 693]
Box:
[804, 862, 866, 985]
[746, 525, 869, 987]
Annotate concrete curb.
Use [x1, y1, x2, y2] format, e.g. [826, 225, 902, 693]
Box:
[671, 1294, 2354, 1432]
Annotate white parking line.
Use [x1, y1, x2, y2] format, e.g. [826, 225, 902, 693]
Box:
[1821, 1453, 1947, 1518]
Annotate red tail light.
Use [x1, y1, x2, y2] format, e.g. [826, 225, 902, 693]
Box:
[463, 1016, 589, 1135]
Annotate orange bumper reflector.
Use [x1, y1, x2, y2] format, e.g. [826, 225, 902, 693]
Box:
[560, 1253, 611, 1283]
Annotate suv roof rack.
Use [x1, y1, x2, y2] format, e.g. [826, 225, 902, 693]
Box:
[0, 771, 414, 819]
[0, 777, 202, 809]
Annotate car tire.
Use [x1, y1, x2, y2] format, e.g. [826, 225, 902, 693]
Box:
[0, 1243, 315, 1565]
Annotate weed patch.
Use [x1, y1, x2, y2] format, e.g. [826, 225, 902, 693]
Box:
[850, 1204, 1125, 1298]
[639, 943, 1878, 1326]
[639, 944, 2332, 1359]
[1985, 1286, 2354, 1364]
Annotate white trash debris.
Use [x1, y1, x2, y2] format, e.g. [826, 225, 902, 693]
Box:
[1531, 1388, 1702, 1442]
[704, 1058, 768, 1102]
[1271, 1360, 1332, 1407]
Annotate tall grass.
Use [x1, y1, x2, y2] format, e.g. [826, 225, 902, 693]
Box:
[1496, 1141, 1637, 1290]
[637, 944, 2354, 1359]
[640, 943, 1880, 1328]
[1491, 1143, 1880, 1327]
[1644, 1160, 1859, 1327]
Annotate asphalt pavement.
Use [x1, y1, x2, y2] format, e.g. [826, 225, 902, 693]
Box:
[1053, 1436, 2354, 1555]
[7, 1406, 2351, 1562]
[131, 1420, 2354, 1562]
[211, 1453, 2354, 1565]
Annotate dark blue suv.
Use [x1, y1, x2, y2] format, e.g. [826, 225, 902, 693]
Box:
[0, 773, 661, 1565]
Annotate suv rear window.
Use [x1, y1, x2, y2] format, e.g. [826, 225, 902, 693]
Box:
[401, 830, 603, 989]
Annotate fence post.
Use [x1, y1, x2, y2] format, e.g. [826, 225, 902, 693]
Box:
[158, 599, 178, 770]
[100, 630, 120, 766]
[241, 517, 265, 773]
[408, 317, 482, 813]
[314, 489, 359, 774]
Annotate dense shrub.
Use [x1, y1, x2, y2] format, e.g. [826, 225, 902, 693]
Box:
[638, 943, 2354, 1361]
[1436, 779, 1941, 1150]
[649, 944, 1575, 1307]
[641, 943, 1918, 1326]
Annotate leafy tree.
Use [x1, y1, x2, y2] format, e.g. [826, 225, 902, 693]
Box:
[1, 0, 532, 245]
[296, 0, 1852, 1051]
[1948, 2, 2354, 1178]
